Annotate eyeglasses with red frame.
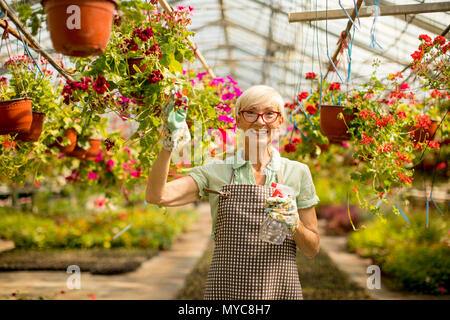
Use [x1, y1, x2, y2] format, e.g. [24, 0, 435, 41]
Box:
[239, 110, 281, 124]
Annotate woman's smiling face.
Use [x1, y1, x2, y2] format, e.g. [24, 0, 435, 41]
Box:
[236, 104, 284, 147]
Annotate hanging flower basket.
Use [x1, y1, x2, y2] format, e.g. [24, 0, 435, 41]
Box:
[127, 57, 149, 76]
[127, 57, 149, 105]
[0, 98, 33, 135]
[409, 119, 439, 143]
[16, 112, 46, 142]
[84, 138, 102, 160]
[65, 145, 86, 159]
[319, 105, 357, 144]
[65, 138, 101, 160]
[41, 0, 118, 57]
[50, 128, 78, 153]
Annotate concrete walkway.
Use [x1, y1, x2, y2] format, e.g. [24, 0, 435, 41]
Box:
[318, 220, 450, 300]
[0, 202, 212, 300]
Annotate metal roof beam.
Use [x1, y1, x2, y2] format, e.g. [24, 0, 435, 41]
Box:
[263, 1, 276, 84]
[218, 0, 237, 79]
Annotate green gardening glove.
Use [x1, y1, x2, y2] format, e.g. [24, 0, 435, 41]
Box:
[162, 90, 191, 151]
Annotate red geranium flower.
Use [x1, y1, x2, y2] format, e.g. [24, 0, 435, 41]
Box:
[92, 76, 110, 94]
[329, 82, 341, 91]
[306, 104, 317, 115]
[148, 70, 163, 83]
[419, 34, 432, 43]
[305, 72, 317, 80]
[428, 140, 440, 151]
[398, 172, 413, 185]
[360, 132, 374, 144]
[284, 143, 296, 153]
[396, 110, 407, 120]
[298, 91, 309, 101]
[433, 35, 446, 46]
[430, 90, 445, 99]
[359, 109, 376, 119]
[414, 114, 431, 130]
[411, 50, 423, 61]
[292, 137, 302, 144]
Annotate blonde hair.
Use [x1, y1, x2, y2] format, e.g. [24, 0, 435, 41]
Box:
[234, 85, 285, 119]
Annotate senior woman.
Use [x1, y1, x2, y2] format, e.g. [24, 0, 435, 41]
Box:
[146, 85, 320, 300]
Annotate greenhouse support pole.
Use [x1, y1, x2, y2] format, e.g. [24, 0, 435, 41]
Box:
[157, 0, 217, 79]
[0, 0, 73, 81]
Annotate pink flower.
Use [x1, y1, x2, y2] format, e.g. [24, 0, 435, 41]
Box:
[399, 83, 410, 91]
[94, 198, 107, 208]
[233, 86, 243, 96]
[106, 159, 114, 172]
[95, 150, 104, 163]
[131, 169, 141, 178]
[218, 115, 234, 123]
[210, 78, 225, 86]
[196, 72, 207, 81]
[341, 141, 349, 148]
[88, 171, 98, 180]
[122, 163, 131, 171]
[227, 76, 237, 85]
[221, 92, 235, 101]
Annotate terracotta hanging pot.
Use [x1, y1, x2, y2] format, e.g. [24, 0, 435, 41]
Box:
[41, 0, 118, 57]
[320, 105, 357, 144]
[16, 112, 46, 142]
[127, 57, 149, 105]
[127, 57, 150, 76]
[409, 120, 438, 143]
[65, 145, 86, 159]
[50, 128, 77, 153]
[84, 138, 102, 161]
[0, 98, 33, 135]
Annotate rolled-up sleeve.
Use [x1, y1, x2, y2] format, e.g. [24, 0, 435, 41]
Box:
[188, 164, 210, 198]
[296, 164, 320, 209]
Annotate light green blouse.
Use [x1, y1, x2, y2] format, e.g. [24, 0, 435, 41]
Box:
[188, 146, 320, 239]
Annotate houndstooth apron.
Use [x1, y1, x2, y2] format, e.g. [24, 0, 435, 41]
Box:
[202, 168, 303, 300]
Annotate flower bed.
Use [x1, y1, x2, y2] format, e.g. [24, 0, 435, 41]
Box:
[0, 205, 198, 250]
[347, 210, 449, 295]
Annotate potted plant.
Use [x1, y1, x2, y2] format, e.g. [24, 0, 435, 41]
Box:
[1, 56, 62, 142]
[41, 0, 118, 57]
[0, 63, 32, 136]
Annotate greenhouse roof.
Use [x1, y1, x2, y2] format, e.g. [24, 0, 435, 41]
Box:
[1, 0, 449, 99]
[169, 0, 449, 98]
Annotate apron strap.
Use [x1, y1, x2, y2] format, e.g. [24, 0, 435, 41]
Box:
[230, 167, 235, 184]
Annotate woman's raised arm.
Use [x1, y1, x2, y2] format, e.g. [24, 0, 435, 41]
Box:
[145, 148, 200, 207]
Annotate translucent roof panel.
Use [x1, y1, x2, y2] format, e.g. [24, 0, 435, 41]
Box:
[1, 0, 448, 101]
[172, 0, 450, 99]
